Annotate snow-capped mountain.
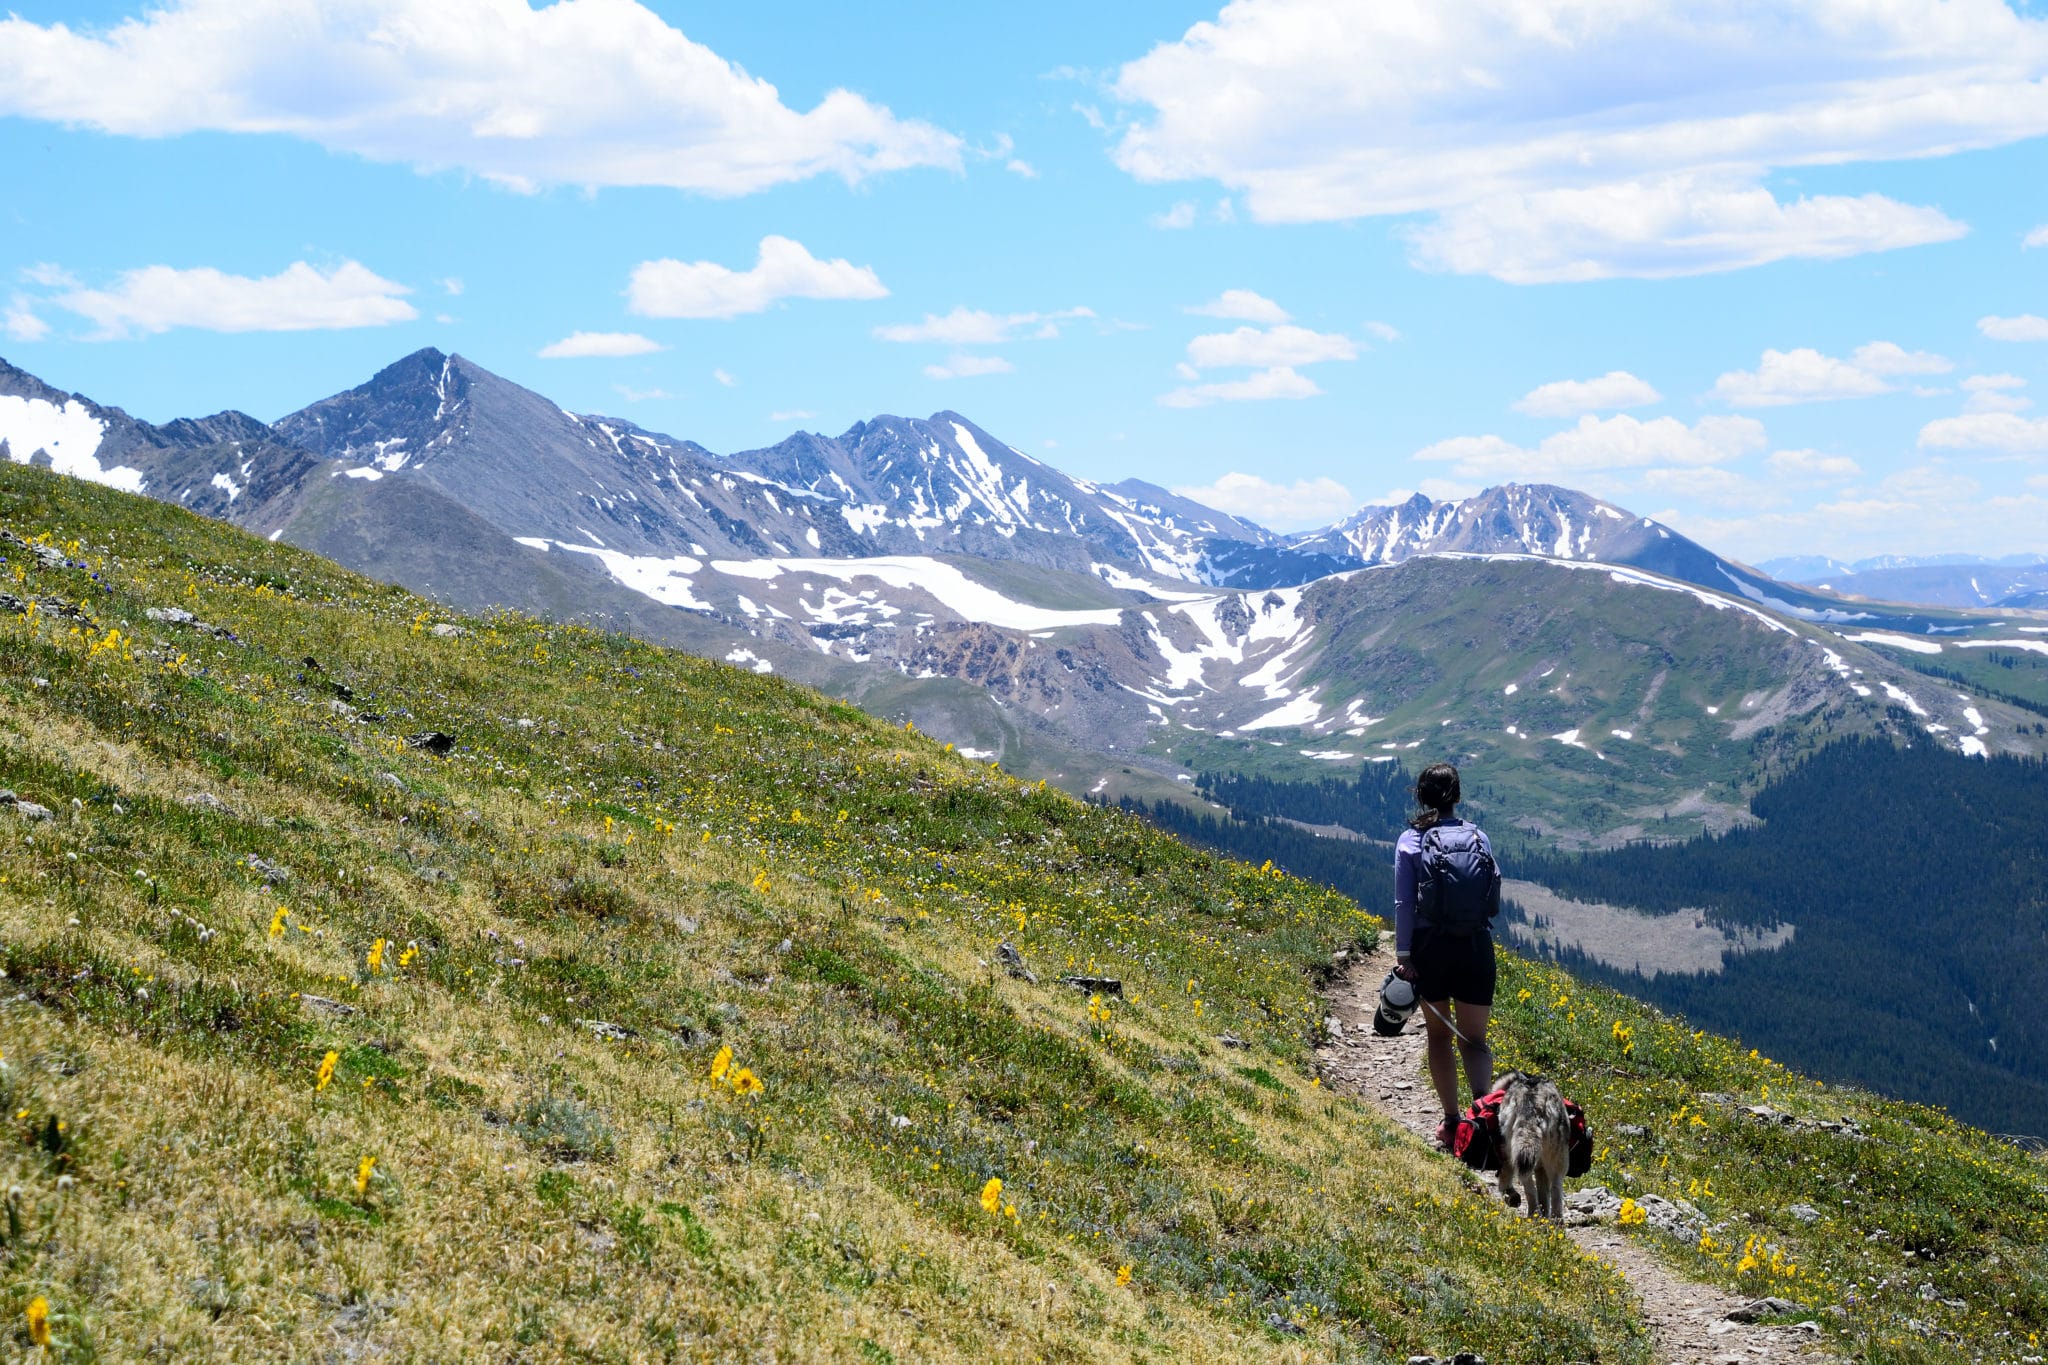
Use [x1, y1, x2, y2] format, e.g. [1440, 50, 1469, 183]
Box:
[0, 356, 323, 525]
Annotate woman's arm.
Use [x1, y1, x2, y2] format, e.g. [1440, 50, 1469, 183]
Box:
[1393, 829, 1419, 958]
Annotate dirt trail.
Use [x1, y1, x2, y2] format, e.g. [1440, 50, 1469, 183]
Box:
[1318, 952, 1838, 1365]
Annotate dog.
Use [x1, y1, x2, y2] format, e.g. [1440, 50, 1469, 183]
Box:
[1494, 1071, 1570, 1220]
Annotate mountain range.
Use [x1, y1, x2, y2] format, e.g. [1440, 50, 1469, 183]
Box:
[5, 347, 2044, 845]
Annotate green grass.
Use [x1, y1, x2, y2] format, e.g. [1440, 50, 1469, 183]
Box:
[1, 460, 2041, 1361]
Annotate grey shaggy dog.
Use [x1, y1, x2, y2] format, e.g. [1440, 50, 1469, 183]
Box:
[1495, 1071, 1570, 1220]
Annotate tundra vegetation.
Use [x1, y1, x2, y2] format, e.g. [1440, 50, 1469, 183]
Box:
[0, 460, 2041, 1362]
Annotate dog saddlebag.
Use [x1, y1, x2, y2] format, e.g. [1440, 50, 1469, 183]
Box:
[1453, 1089, 1505, 1171]
[1564, 1098, 1594, 1178]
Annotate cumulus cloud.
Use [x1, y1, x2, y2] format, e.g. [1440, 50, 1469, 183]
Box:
[1512, 370, 1661, 418]
[537, 330, 664, 358]
[1168, 472, 1354, 529]
[2025, 224, 2048, 249]
[1186, 289, 1289, 324]
[1980, 314, 2048, 342]
[712, 367, 737, 388]
[1151, 201, 1199, 229]
[769, 408, 815, 423]
[1363, 320, 1401, 342]
[1961, 373, 2031, 415]
[1918, 411, 2048, 452]
[1767, 448, 1863, 480]
[1185, 324, 1356, 369]
[1107, 0, 2038, 279]
[1637, 465, 1775, 508]
[52, 260, 415, 338]
[1711, 341, 1948, 407]
[1416, 413, 1767, 482]
[923, 354, 1015, 380]
[3, 297, 49, 342]
[1158, 366, 1321, 408]
[629, 236, 886, 320]
[873, 305, 1093, 344]
[0, 0, 959, 197]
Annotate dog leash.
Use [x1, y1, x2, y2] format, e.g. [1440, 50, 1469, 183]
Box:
[1418, 995, 1475, 1047]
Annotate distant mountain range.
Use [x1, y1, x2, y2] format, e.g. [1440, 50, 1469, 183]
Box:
[1759, 550, 2048, 610]
[5, 347, 2043, 844]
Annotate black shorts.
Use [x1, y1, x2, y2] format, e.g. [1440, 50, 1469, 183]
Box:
[1411, 927, 1495, 1008]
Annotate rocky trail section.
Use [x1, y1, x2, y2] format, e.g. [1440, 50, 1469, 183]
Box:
[1318, 950, 1838, 1365]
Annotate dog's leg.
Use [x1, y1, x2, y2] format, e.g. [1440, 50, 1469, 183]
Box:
[1520, 1169, 1540, 1218]
[1548, 1168, 1565, 1221]
[1497, 1161, 1520, 1208]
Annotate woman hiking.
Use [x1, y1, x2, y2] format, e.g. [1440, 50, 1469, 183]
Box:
[1393, 763, 1503, 1149]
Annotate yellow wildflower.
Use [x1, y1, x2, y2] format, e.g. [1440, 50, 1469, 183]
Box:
[366, 938, 387, 972]
[1116, 1264, 1133, 1288]
[751, 871, 772, 895]
[710, 1045, 733, 1083]
[315, 1050, 338, 1092]
[355, 1155, 377, 1195]
[980, 1177, 1003, 1215]
[1617, 1197, 1647, 1227]
[730, 1067, 764, 1098]
[268, 906, 288, 939]
[26, 1296, 50, 1346]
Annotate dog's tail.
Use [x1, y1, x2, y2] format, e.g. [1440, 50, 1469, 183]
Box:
[1514, 1145, 1538, 1176]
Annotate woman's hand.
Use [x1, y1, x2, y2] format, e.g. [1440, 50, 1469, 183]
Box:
[1394, 957, 1417, 983]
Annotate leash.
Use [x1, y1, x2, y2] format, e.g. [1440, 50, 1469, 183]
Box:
[1417, 994, 1475, 1048]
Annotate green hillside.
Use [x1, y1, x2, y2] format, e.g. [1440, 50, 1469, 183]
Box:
[1, 460, 2044, 1362]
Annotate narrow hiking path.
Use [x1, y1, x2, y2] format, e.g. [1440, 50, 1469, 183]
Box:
[1318, 951, 1839, 1365]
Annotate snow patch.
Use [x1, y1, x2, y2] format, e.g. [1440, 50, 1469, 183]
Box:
[1880, 681, 1928, 717]
[723, 647, 774, 675]
[1240, 689, 1325, 732]
[210, 472, 241, 502]
[0, 394, 146, 492]
[1838, 631, 1944, 655]
[709, 555, 1126, 631]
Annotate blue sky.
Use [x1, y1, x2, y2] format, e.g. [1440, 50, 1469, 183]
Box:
[4, 0, 2048, 561]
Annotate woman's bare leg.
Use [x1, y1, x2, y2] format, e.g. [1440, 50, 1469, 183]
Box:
[1422, 1000, 1462, 1126]
[1455, 1001, 1493, 1100]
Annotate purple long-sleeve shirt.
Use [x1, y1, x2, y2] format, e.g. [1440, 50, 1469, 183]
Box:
[1394, 818, 1493, 954]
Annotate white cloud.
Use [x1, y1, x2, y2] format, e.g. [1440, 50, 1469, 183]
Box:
[2025, 224, 2048, 249]
[1406, 180, 1965, 284]
[613, 384, 670, 402]
[1108, 0, 2036, 279]
[1158, 366, 1321, 408]
[21, 264, 74, 289]
[1962, 373, 2032, 414]
[1005, 158, 1039, 179]
[873, 305, 1093, 344]
[629, 236, 886, 320]
[1416, 413, 1767, 482]
[1918, 411, 2048, 452]
[4, 297, 49, 342]
[1850, 342, 1952, 377]
[537, 330, 664, 358]
[0, 0, 959, 197]
[1980, 314, 2048, 342]
[1168, 472, 1354, 529]
[1186, 289, 1289, 324]
[769, 408, 816, 423]
[923, 354, 1015, 380]
[1669, 467, 2048, 561]
[1363, 320, 1401, 343]
[1513, 370, 1661, 418]
[713, 367, 737, 388]
[1767, 448, 1862, 480]
[1711, 341, 1948, 407]
[441, 277, 464, 296]
[1151, 201, 1199, 230]
[53, 260, 415, 338]
[1185, 324, 1356, 369]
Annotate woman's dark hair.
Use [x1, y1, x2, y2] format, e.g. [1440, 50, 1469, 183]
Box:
[1409, 763, 1461, 832]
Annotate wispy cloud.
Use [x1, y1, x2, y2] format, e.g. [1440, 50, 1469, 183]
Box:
[873, 306, 1092, 344]
[1158, 366, 1320, 408]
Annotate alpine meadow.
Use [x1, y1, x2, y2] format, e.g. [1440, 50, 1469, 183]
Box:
[6, 0, 2048, 1361]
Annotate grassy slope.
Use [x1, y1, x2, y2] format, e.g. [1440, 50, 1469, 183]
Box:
[0, 465, 1635, 1361]
[0, 461, 2043, 1362]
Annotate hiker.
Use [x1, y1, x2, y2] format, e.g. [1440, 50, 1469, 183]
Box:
[1393, 762, 1502, 1149]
